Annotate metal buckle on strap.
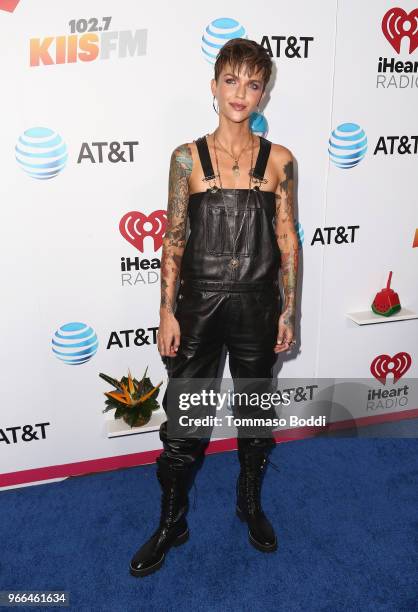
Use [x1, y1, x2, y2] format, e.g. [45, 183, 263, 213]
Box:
[249, 169, 268, 185]
[202, 174, 219, 182]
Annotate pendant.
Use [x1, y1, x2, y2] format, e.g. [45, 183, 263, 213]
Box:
[230, 257, 239, 269]
[232, 164, 240, 177]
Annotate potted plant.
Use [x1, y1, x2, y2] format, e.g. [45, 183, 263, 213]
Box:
[99, 366, 162, 428]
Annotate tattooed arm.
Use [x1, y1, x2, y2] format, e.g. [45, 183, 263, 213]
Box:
[160, 143, 192, 316]
[158, 144, 192, 357]
[274, 147, 299, 351]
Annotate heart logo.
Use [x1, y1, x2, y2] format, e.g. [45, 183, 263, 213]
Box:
[370, 352, 412, 384]
[119, 210, 167, 252]
[381, 7, 418, 54]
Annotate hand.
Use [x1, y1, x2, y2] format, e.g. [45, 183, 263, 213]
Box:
[157, 311, 181, 358]
[274, 309, 296, 353]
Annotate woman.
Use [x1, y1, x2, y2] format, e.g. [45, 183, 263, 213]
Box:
[130, 37, 298, 577]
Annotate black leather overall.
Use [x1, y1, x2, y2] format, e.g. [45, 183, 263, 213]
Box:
[159, 135, 282, 466]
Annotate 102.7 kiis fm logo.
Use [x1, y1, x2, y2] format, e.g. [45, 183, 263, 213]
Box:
[15, 127, 139, 180]
[29, 15, 147, 67]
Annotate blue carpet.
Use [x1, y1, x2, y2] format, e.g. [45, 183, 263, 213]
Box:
[0, 437, 417, 611]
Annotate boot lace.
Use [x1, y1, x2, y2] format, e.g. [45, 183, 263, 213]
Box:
[241, 454, 280, 514]
[158, 471, 187, 527]
[187, 455, 278, 512]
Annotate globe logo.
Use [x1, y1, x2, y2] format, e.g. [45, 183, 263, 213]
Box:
[52, 322, 99, 365]
[250, 111, 268, 137]
[15, 127, 68, 179]
[328, 122, 368, 169]
[202, 17, 247, 64]
[295, 221, 304, 248]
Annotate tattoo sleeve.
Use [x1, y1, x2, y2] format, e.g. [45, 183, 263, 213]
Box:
[160, 144, 192, 315]
[275, 156, 298, 327]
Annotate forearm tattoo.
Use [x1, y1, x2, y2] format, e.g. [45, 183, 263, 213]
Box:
[160, 144, 192, 314]
[275, 158, 298, 326]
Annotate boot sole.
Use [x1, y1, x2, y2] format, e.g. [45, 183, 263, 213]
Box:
[236, 507, 277, 553]
[129, 527, 189, 577]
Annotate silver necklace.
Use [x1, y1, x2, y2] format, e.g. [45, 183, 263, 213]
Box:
[213, 133, 255, 270]
[214, 132, 252, 177]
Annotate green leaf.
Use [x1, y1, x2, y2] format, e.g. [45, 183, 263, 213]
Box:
[147, 397, 160, 411]
[99, 372, 124, 391]
[115, 405, 126, 419]
[102, 405, 116, 414]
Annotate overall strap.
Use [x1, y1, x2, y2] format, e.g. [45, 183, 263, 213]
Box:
[194, 135, 217, 182]
[251, 136, 272, 183]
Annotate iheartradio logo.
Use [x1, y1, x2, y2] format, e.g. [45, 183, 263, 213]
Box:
[119, 210, 167, 252]
[370, 352, 412, 384]
[382, 7, 418, 54]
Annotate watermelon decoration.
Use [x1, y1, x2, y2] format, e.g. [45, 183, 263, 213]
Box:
[371, 271, 401, 316]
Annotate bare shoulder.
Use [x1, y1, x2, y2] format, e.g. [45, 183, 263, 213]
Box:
[183, 140, 206, 190]
[267, 142, 294, 189]
[269, 142, 294, 168]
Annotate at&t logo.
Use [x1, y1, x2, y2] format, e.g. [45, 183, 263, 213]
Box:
[16, 127, 139, 179]
[52, 322, 99, 365]
[328, 123, 368, 169]
[201, 18, 247, 64]
[15, 127, 68, 180]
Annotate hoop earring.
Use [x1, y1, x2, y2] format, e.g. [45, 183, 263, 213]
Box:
[212, 96, 219, 115]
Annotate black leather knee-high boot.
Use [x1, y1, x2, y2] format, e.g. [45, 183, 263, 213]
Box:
[129, 455, 194, 577]
[236, 437, 278, 552]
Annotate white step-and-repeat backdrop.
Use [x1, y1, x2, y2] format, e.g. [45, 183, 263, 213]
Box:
[1, 0, 417, 489]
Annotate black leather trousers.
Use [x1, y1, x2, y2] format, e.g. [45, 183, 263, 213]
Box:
[159, 279, 282, 467]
